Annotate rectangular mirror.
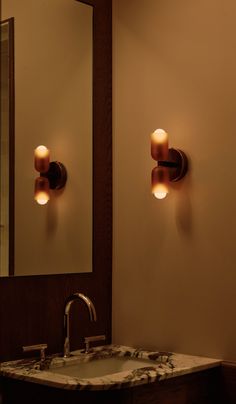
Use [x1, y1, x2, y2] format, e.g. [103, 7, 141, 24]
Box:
[1, 0, 93, 276]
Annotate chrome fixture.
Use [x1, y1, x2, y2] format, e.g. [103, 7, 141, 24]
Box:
[84, 334, 106, 353]
[63, 292, 97, 358]
[22, 343, 48, 370]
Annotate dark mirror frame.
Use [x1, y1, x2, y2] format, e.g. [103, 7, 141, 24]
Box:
[0, 17, 15, 276]
[0, 0, 112, 361]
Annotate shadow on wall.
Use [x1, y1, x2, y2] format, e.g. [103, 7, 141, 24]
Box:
[174, 156, 193, 238]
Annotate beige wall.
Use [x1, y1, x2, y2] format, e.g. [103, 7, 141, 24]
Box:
[112, 0, 236, 361]
[2, 0, 93, 275]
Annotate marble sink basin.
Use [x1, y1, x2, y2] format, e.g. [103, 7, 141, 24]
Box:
[44, 344, 171, 387]
[48, 355, 161, 378]
[0, 344, 221, 391]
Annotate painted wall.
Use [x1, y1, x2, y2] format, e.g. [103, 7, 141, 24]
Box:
[112, 0, 236, 361]
[2, 0, 93, 275]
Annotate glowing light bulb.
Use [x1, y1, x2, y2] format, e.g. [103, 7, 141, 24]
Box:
[34, 177, 50, 205]
[151, 128, 169, 161]
[35, 191, 50, 205]
[34, 145, 50, 173]
[152, 128, 168, 143]
[35, 145, 49, 158]
[151, 166, 169, 200]
[152, 183, 168, 200]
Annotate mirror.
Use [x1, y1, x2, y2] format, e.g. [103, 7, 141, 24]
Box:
[1, 0, 93, 276]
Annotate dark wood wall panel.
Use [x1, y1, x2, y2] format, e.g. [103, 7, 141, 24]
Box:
[0, 0, 112, 362]
[220, 362, 236, 404]
[3, 365, 236, 404]
[0, 367, 223, 404]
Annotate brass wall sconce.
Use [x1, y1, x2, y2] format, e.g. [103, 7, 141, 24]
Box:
[34, 145, 67, 205]
[151, 129, 188, 199]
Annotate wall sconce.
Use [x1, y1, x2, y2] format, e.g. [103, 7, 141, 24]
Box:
[34, 145, 67, 205]
[151, 129, 188, 199]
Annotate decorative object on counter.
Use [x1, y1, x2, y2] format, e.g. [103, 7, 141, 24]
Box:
[0, 344, 221, 391]
[63, 292, 97, 358]
[22, 344, 48, 370]
[34, 145, 67, 205]
[150, 129, 188, 199]
[84, 335, 106, 353]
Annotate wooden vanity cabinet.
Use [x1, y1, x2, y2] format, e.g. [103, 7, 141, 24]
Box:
[132, 367, 221, 404]
[0, 367, 222, 404]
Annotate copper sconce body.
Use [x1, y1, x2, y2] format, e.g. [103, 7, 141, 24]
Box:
[151, 129, 188, 199]
[34, 146, 67, 205]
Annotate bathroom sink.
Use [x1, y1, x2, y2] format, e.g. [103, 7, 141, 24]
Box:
[0, 345, 175, 390]
[48, 356, 159, 378]
[45, 344, 171, 380]
[0, 345, 222, 391]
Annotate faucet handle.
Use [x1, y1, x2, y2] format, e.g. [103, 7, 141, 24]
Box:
[22, 343, 48, 366]
[84, 335, 106, 353]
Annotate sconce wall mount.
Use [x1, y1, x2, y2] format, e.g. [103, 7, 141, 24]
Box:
[151, 129, 188, 199]
[157, 148, 188, 182]
[34, 145, 67, 205]
[40, 161, 67, 190]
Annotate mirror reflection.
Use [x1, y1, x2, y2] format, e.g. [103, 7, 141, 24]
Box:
[1, 0, 93, 276]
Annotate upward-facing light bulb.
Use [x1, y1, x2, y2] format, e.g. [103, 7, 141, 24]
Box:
[34, 145, 50, 173]
[151, 128, 169, 161]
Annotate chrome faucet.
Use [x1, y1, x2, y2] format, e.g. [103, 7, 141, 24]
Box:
[63, 292, 97, 358]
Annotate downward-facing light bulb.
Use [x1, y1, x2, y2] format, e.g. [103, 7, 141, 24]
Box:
[152, 183, 168, 200]
[151, 166, 169, 200]
[34, 177, 50, 205]
[35, 191, 50, 205]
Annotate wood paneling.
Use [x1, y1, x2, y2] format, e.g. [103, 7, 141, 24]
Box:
[220, 361, 236, 404]
[132, 368, 221, 404]
[0, 0, 112, 362]
[0, 368, 222, 404]
[0, 377, 132, 404]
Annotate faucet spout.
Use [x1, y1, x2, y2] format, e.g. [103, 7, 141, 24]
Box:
[74, 293, 97, 322]
[63, 292, 97, 358]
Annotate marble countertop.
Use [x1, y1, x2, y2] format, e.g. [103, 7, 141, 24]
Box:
[0, 344, 222, 391]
